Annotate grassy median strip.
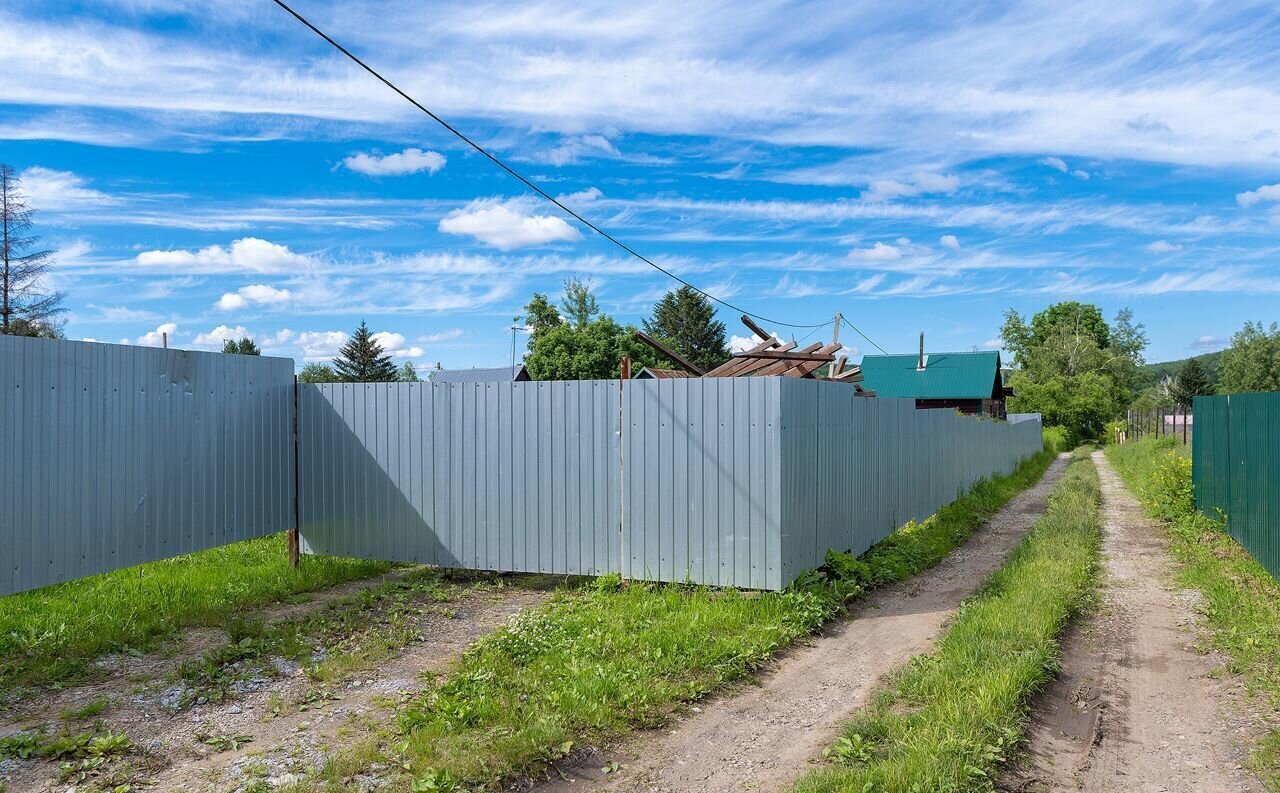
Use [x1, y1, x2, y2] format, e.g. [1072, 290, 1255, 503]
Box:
[792, 450, 1100, 793]
[292, 444, 1062, 792]
[1107, 437, 1280, 787]
[0, 532, 393, 696]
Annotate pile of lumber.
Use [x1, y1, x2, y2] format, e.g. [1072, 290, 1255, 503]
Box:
[633, 315, 871, 392]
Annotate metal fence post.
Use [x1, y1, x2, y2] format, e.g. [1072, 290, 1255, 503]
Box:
[618, 356, 630, 582]
[289, 374, 301, 568]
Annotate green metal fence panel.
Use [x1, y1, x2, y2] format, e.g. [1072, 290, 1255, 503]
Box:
[1193, 392, 1280, 579]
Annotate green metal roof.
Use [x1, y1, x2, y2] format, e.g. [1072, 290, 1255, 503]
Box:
[859, 350, 1002, 399]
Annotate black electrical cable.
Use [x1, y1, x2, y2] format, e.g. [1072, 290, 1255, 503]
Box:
[269, 0, 837, 329]
[842, 316, 889, 354]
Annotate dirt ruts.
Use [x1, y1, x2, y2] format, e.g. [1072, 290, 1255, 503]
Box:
[526, 453, 1070, 793]
[1002, 450, 1263, 793]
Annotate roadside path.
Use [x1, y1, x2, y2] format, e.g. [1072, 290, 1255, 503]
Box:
[1002, 450, 1261, 793]
[529, 453, 1070, 793]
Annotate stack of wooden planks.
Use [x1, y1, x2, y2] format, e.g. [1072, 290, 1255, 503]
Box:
[633, 315, 871, 391]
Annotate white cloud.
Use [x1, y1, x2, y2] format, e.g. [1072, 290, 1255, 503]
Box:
[192, 324, 252, 348]
[439, 198, 581, 250]
[1145, 240, 1183, 253]
[939, 234, 961, 250]
[342, 147, 446, 176]
[134, 322, 177, 347]
[978, 338, 1002, 350]
[136, 238, 313, 274]
[862, 172, 959, 202]
[534, 135, 619, 166]
[9, 4, 1280, 168]
[297, 330, 348, 362]
[1191, 335, 1228, 350]
[1237, 183, 1280, 207]
[1070, 169, 1091, 180]
[17, 166, 114, 210]
[557, 187, 604, 204]
[1038, 157, 1069, 172]
[848, 241, 903, 261]
[371, 331, 424, 359]
[728, 329, 780, 352]
[215, 283, 293, 311]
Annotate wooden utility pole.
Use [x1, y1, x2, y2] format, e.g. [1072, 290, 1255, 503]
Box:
[832, 312, 842, 346]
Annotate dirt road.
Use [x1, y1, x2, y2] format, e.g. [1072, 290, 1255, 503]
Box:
[1003, 450, 1262, 793]
[528, 454, 1069, 793]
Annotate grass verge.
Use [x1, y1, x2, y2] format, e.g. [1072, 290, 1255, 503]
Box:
[289, 445, 1063, 792]
[1107, 437, 1280, 788]
[0, 532, 393, 696]
[791, 449, 1100, 793]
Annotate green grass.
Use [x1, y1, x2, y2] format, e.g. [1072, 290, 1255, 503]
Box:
[1107, 437, 1280, 789]
[0, 532, 393, 696]
[288, 446, 1062, 792]
[792, 449, 1101, 793]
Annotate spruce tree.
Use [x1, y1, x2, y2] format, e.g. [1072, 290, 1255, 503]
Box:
[643, 285, 730, 371]
[333, 321, 398, 382]
[1172, 357, 1213, 407]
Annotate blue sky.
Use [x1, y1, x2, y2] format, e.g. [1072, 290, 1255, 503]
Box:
[4, 1, 1280, 369]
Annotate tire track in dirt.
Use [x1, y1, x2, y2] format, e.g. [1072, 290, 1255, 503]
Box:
[1001, 450, 1262, 793]
[526, 453, 1070, 793]
[0, 567, 423, 732]
[1, 577, 552, 793]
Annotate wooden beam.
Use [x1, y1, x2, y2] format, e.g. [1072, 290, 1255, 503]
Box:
[704, 340, 795, 377]
[830, 355, 847, 378]
[735, 349, 836, 362]
[631, 331, 705, 375]
[746, 342, 832, 378]
[740, 314, 772, 343]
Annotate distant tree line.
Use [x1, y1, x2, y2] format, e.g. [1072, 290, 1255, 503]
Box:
[518, 277, 730, 380]
[1004, 299, 1280, 440]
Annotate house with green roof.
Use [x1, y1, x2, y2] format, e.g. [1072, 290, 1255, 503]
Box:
[858, 345, 1011, 418]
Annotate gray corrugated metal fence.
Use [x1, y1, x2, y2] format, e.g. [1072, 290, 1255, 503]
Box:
[299, 378, 1041, 589]
[2, 337, 1042, 595]
[0, 336, 294, 596]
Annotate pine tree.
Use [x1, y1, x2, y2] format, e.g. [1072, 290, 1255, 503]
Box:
[1172, 357, 1213, 407]
[642, 285, 730, 371]
[1, 163, 65, 335]
[333, 321, 398, 382]
[221, 337, 260, 355]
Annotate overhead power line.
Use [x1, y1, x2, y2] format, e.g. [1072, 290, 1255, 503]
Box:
[269, 0, 841, 331]
[842, 316, 889, 355]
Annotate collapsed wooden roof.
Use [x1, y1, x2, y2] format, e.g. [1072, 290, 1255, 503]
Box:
[634, 316, 872, 393]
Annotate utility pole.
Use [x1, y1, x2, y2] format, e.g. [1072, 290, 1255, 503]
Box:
[832, 312, 842, 346]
